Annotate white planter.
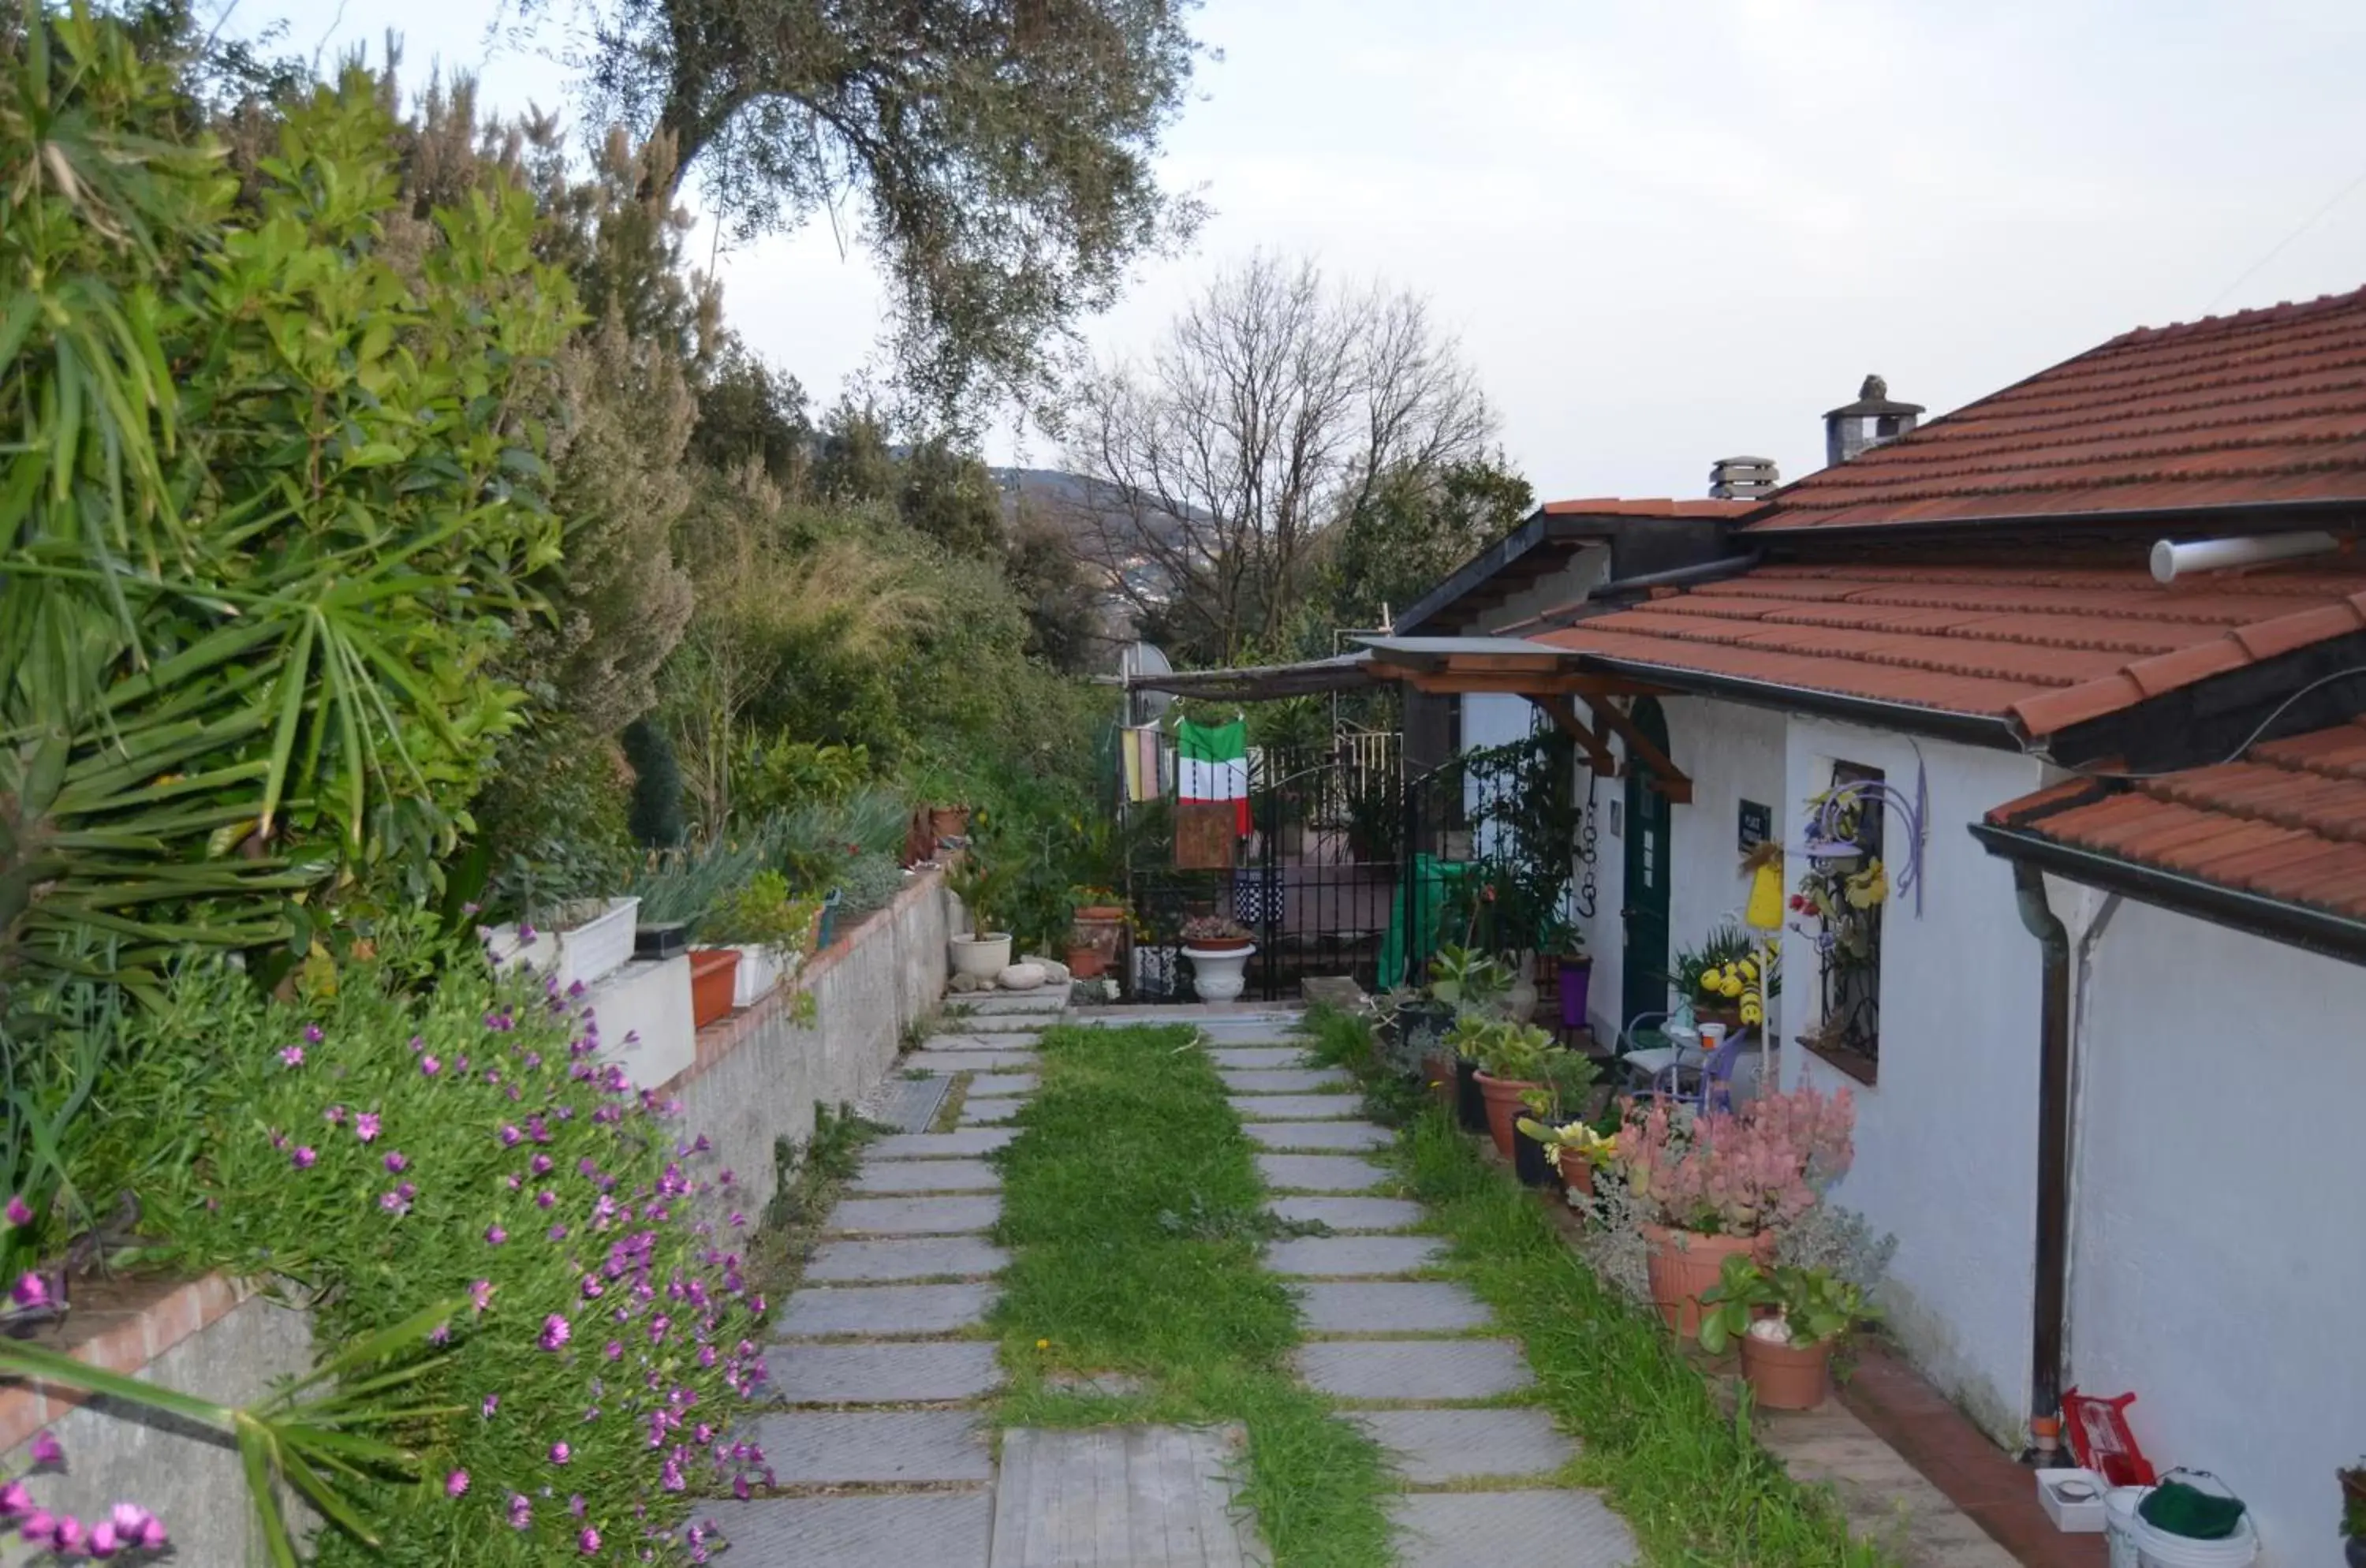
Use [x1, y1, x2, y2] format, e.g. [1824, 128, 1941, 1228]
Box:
[730, 944, 797, 1009]
[951, 932, 1013, 980]
[487, 896, 640, 991]
[1183, 944, 1256, 1003]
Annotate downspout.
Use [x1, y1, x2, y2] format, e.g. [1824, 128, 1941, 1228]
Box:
[2060, 892, 2123, 1407]
[2010, 863, 2073, 1464]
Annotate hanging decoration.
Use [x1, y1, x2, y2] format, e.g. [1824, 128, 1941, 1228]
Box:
[1176, 717, 1252, 838]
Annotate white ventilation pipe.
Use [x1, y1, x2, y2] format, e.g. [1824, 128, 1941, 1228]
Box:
[2149, 530, 2341, 584]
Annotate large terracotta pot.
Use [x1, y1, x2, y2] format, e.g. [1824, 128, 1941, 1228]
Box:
[1642, 1225, 1764, 1338]
[1740, 1331, 1831, 1410]
[1069, 907, 1126, 980]
[689, 947, 741, 1029]
[1473, 1071, 1538, 1160]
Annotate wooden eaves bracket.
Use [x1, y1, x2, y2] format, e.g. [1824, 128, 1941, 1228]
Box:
[1526, 693, 1694, 805]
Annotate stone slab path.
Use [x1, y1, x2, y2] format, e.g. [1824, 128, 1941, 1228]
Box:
[991, 1425, 1270, 1567]
[1215, 1014, 1641, 1568]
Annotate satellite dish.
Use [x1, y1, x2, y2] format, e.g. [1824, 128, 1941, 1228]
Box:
[1122, 641, 1174, 722]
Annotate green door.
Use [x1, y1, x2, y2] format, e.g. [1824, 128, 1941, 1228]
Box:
[1620, 697, 1674, 1031]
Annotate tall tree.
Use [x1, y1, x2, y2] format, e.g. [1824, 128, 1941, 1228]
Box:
[1327, 454, 1534, 631]
[1056, 254, 1496, 665]
[511, 0, 1208, 415]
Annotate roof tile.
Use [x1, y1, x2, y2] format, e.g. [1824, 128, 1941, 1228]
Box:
[1751, 284, 2366, 532]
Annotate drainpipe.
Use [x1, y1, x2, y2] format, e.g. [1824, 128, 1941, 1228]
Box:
[2060, 892, 2122, 1399]
[2011, 863, 2072, 1464]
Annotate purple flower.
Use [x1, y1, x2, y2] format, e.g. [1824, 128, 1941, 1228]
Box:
[303, 1025, 323, 1044]
[290, 1147, 316, 1170]
[29, 1430, 62, 1466]
[0, 1481, 28, 1518]
[88, 1519, 121, 1555]
[578, 1526, 600, 1553]
[499, 1125, 522, 1147]
[484, 1224, 508, 1245]
[420, 1055, 442, 1077]
[482, 1393, 499, 1418]
[470, 1279, 494, 1313]
[3, 1195, 32, 1227]
[530, 1154, 553, 1177]
[549, 1441, 572, 1465]
[383, 1151, 408, 1174]
[396, 1181, 416, 1202]
[379, 1190, 409, 1216]
[12, 1272, 49, 1309]
[323, 1105, 346, 1126]
[445, 1470, 469, 1499]
[507, 1494, 532, 1530]
[279, 1043, 305, 1068]
[536, 1189, 557, 1209]
[355, 1112, 380, 1143]
[51, 1515, 82, 1551]
[540, 1314, 572, 1350]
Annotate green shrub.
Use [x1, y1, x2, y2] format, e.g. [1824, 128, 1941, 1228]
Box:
[622, 719, 689, 849]
[83, 924, 767, 1563]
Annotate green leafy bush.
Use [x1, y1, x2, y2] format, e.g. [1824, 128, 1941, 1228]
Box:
[834, 853, 909, 920]
[82, 924, 768, 1562]
[622, 719, 689, 849]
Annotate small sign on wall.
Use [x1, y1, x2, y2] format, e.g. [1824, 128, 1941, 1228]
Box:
[1738, 798, 1771, 852]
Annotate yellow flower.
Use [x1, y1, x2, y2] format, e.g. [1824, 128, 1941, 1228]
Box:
[1036, 1338, 1050, 1350]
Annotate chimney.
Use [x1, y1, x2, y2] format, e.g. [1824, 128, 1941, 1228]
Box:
[1709, 455, 1780, 500]
[1824, 374, 1924, 466]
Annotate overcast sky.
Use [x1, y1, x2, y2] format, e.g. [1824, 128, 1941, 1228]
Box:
[280, 0, 2366, 501]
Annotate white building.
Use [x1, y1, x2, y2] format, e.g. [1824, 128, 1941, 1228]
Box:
[1391, 295, 2366, 1563]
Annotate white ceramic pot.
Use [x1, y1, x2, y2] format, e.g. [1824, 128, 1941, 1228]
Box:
[487, 896, 640, 991]
[951, 932, 1013, 980]
[730, 945, 785, 1008]
[1183, 944, 1256, 1003]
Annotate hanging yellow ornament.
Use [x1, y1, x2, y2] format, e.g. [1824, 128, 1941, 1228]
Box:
[1742, 842, 1786, 931]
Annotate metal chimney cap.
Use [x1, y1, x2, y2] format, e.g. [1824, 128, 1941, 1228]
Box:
[1825, 374, 1925, 420]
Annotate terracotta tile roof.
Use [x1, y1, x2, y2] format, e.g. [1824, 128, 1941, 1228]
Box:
[1753, 285, 2366, 532]
[1542, 498, 1759, 519]
[1534, 562, 2366, 735]
[1984, 719, 2366, 920]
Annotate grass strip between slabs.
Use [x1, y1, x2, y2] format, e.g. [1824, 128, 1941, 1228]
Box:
[1302, 1007, 1894, 1568]
[990, 1023, 1394, 1566]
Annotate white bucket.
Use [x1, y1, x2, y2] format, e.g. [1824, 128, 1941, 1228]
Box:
[2134, 1511, 2257, 1568]
[2106, 1488, 2151, 1568]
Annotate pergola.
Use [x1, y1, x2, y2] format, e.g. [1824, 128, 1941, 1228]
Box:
[1124, 636, 1692, 802]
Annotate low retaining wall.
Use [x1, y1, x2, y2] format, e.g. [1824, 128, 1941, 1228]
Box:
[667, 866, 952, 1215]
[0, 1275, 312, 1565]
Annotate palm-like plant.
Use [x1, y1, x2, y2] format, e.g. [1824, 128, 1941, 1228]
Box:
[1, 13, 577, 998]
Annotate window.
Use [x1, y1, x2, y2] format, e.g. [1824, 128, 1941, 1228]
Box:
[1803, 760, 1885, 1084]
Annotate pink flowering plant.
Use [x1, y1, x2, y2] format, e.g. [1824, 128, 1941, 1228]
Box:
[1610, 1085, 1857, 1238]
[82, 920, 767, 1564]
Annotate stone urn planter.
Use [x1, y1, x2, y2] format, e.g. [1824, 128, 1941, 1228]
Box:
[1642, 1225, 1764, 1338]
[1183, 944, 1255, 1002]
[951, 931, 1013, 980]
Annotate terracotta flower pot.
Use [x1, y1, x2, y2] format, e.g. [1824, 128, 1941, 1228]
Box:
[1472, 1071, 1538, 1160]
[1064, 944, 1108, 980]
[1551, 1145, 1595, 1197]
[1740, 1331, 1832, 1410]
[1420, 1054, 1458, 1111]
[689, 947, 741, 1029]
[928, 805, 972, 841]
[1641, 1225, 1764, 1338]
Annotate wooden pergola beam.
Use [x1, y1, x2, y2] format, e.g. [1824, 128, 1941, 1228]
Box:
[1585, 696, 1693, 804]
[1529, 694, 1617, 776]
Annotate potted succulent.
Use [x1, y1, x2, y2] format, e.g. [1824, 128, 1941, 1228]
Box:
[703, 871, 823, 1008]
[1610, 1085, 1857, 1338]
[1520, 1116, 1618, 1199]
[1697, 1255, 1876, 1410]
[1509, 1050, 1602, 1189]
[945, 852, 1016, 980]
[1425, 946, 1510, 1126]
[1451, 1014, 1556, 1161]
[2341, 1461, 2366, 1566]
[1181, 914, 1256, 1002]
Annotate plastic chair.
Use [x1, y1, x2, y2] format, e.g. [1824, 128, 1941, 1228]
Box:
[1647, 1026, 1748, 1115]
[1614, 1009, 1702, 1092]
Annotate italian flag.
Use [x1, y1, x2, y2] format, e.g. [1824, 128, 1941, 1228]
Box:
[1177, 718, 1252, 836]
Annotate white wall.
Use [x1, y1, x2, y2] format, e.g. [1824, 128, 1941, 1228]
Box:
[1780, 718, 2049, 1442]
[2071, 901, 2366, 1566]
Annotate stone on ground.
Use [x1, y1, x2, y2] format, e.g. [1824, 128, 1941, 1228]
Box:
[965, 990, 1067, 1015]
[997, 962, 1047, 991]
[1296, 1280, 1491, 1334]
[824, 1194, 1002, 1236]
[990, 1424, 1269, 1567]
[1351, 1407, 1573, 1483]
[1229, 1093, 1364, 1120]
[1388, 1491, 1637, 1568]
[1243, 1121, 1391, 1152]
[1255, 1152, 1390, 1193]
[873, 1075, 953, 1132]
[965, 1070, 1039, 1096]
[749, 1408, 993, 1484]
[802, 1235, 1009, 1283]
[1018, 954, 1071, 984]
[1293, 1339, 1535, 1402]
[763, 1338, 1002, 1404]
[1263, 1234, 1444, 1278]
[1207, 1046, 1308, 1069]
[1267, 1196, 1424, 1231]
[849, 1158, 1001, 1194]
[694, 1493, 992, 1568]
[928, 1032, 1046, 1050]
[906, 1048, 1039, 1073]
[776, 1281, 997, 1338]
[950, 972, 983, 993]
[871, 1127, 1016, 1158]
[1219, 1069, 1350, 1094]
[958, 1099, 1017, 1126]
